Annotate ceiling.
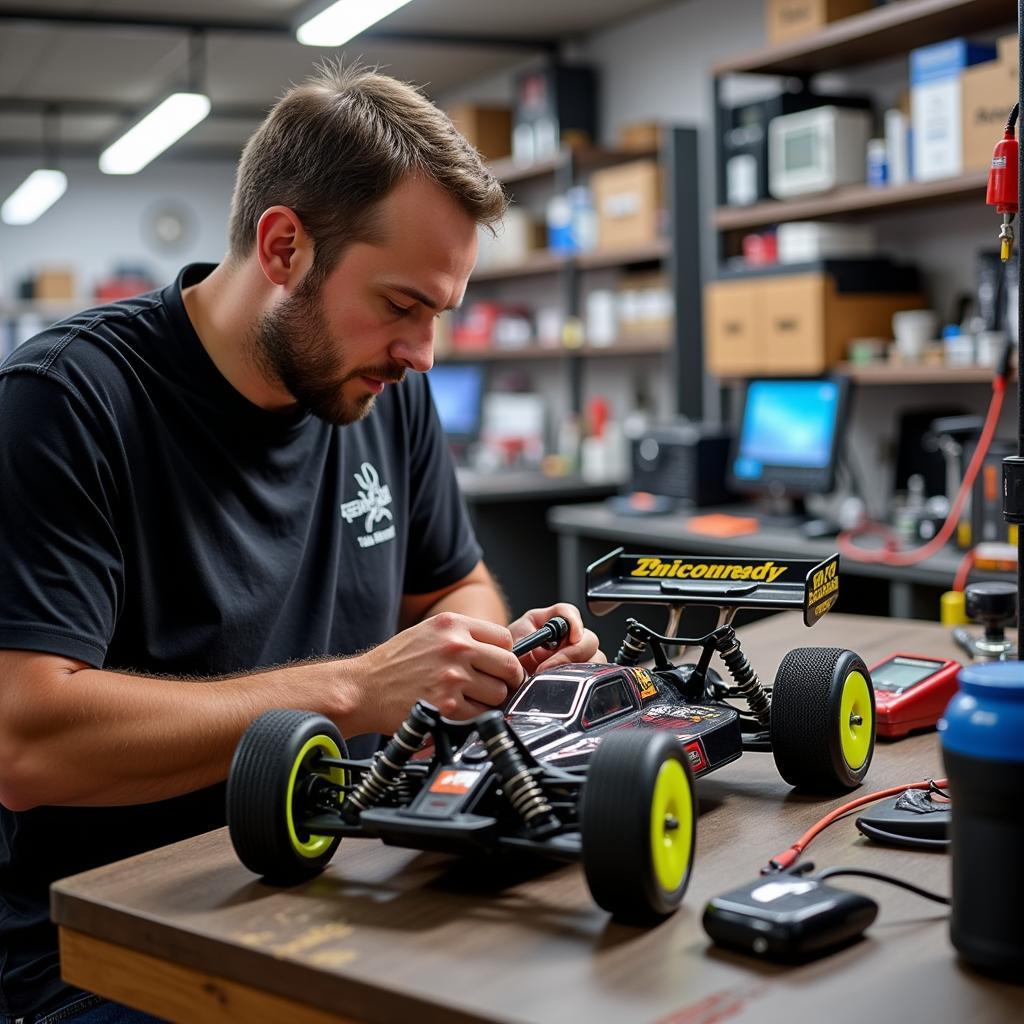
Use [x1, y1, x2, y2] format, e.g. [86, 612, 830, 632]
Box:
[0, 0, 671, 161]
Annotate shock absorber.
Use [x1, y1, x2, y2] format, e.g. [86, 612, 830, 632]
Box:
[475, 711, 559, 836]
[341, 702, 433, 823]
[716, 630, 772, 728]
[614, 619, 649, 666]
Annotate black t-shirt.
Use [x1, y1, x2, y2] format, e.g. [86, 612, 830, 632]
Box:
[0, 264, 481, 1017]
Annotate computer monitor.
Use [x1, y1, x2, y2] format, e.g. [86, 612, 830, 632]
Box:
[427, 364, 485, 451]
[728, 377, 848, 516]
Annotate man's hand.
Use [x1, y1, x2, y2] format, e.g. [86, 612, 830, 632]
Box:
[509, 603, 604, 677]
[352, 612, 524, 734]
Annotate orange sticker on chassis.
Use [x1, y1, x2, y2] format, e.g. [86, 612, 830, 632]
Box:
[430, 769, 481, 794]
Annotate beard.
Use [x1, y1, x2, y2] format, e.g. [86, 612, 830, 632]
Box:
[250, 285, 405, 426]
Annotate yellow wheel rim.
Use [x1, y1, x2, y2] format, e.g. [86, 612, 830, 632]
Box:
[839, 670, 872, 770]
[286, 735, 344, 859]
[649, 757, 693, 894]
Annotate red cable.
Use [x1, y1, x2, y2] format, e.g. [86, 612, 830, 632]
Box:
[953, 548, 977, 593]
[766, 777, 949, 872]
[837, 376, 1006, 566]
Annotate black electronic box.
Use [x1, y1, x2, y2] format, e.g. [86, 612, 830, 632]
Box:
[630, 424, 734, 506]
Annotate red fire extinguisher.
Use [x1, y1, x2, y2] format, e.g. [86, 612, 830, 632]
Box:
[987, 104, 1019, 262]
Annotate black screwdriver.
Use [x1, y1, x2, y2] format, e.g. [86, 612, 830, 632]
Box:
[512, 615, 570, 658]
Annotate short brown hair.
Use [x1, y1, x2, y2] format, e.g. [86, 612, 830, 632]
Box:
[227, 61, 508, 281]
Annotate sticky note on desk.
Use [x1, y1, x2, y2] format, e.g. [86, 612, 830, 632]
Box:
[685, 513, 759, 537]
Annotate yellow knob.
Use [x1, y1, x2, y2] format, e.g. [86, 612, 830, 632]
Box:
[941, 589, 968, 626]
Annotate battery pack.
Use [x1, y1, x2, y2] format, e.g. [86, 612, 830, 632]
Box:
[702, 875, 878, 961]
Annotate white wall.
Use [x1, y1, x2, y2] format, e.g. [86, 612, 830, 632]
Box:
[0, 157, 236, 302]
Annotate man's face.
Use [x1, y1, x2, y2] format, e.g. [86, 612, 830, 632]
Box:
[252, 175, 478, 425]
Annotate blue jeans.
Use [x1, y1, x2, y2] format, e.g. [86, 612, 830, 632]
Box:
[9, 994, 166, 1024]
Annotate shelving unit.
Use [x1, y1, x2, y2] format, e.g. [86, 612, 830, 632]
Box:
[713, 0, 1011, 77]
[713, 171, 989, 231]
[709, 0, 1016, 381]
[437, 337, 670, 363]
[464, 126, 701, 417]
[836, 362, 1013, 385]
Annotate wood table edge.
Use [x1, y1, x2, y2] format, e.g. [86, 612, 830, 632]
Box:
[59, 926, 357, 1024]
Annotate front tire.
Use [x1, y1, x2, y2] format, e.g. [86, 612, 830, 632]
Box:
[770, 647, 875, 793]
[580, 731, 696, 922]
[226, 709, 347, 884]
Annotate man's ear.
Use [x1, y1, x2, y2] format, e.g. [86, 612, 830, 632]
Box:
[254, 205, 315, 288]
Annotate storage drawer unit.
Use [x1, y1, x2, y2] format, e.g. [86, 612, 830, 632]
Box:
[704, 268, 922, 376]
[704, 279, 760, 375]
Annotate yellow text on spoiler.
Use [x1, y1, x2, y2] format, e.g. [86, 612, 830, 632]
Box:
[629, 558, 788, 584]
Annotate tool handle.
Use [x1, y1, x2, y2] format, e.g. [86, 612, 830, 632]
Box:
[512, 616, 570, 658]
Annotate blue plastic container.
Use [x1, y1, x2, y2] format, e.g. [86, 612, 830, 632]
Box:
[939, 662, 1024, 979]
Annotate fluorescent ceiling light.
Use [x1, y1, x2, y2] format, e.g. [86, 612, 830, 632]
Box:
[297, 0, 414, 47]
[1, 169, 68, 225]
[99, 92, 211, 175]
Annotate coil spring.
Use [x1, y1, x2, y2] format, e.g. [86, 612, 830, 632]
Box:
[614, 629, 648, 667]
[343, 706, 431, 821]
[480, 726, 558, 833]
[720, 639, 772, 728]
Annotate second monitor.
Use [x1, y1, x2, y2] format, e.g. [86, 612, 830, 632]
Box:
[729, 377, 848, 522]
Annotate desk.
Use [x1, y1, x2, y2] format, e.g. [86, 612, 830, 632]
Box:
[457, 472, 618, 614]
[52, 614, 1019, 1023]
[549, 502, 1006, 627]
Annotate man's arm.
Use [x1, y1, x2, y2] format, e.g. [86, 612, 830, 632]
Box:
[398, 559, 508, 629]
[0, 607, 524, 812]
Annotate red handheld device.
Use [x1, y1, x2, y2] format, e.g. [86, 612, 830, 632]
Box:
[868, 653, 961, 739]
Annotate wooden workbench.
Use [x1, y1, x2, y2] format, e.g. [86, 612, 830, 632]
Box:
[51, 614, 1022, 1023]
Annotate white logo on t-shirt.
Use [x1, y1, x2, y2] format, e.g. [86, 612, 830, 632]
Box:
[340, 462, 396, 548]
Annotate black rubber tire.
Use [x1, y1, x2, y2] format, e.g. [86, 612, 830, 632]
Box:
[770, 647, 875, 794]
[580, 730, 696, 923]
[226, 709, 347, 885]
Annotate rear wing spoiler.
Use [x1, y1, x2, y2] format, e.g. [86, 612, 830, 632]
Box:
[585, 548, 840, 628]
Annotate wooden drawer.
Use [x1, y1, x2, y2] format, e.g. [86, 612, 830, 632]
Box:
[705, 271, 923, 377]
[704, 280, 760, 375]
[759, 275, 826, 374]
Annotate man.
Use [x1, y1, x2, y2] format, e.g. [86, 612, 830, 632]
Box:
[0, 63, 601, 1023]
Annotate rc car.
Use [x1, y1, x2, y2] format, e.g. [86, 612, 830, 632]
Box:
[226, 548, 875, 922]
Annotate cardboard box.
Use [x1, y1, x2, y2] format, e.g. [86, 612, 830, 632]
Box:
[998, 33, 1018, 68]
[911, 38, 997, 181]
[617, 121, 660, 153]
[446, 104, 512, 162]
[962, 57, 1019, 172]
[590, 159, 662, 252]
[765, 0, 872, 45]
[704, 270, 923, 376]
[33, 268, 75, 300]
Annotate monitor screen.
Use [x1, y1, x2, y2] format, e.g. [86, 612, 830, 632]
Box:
[427, 364, 484, 441]
[729, 378, 847, 497]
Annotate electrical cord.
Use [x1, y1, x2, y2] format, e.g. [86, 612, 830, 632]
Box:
[837, 371, 1007, 567]
[953, 546, 977, 592]
[854, 820, 950, 851]
[765, 777, 949, 872]
[812, 866, 950, 906]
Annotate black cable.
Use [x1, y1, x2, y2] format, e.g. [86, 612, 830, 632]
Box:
[813, 866, 950, 906]
[854, 820, 950, 851]
[1006, 101, 1019, 136]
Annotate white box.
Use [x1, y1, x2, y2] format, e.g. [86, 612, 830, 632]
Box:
[912, 77, 963, 180]
[884, 109, 909, 186]
[910, 38, 997, 181]
[776, 221, 878, 263]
